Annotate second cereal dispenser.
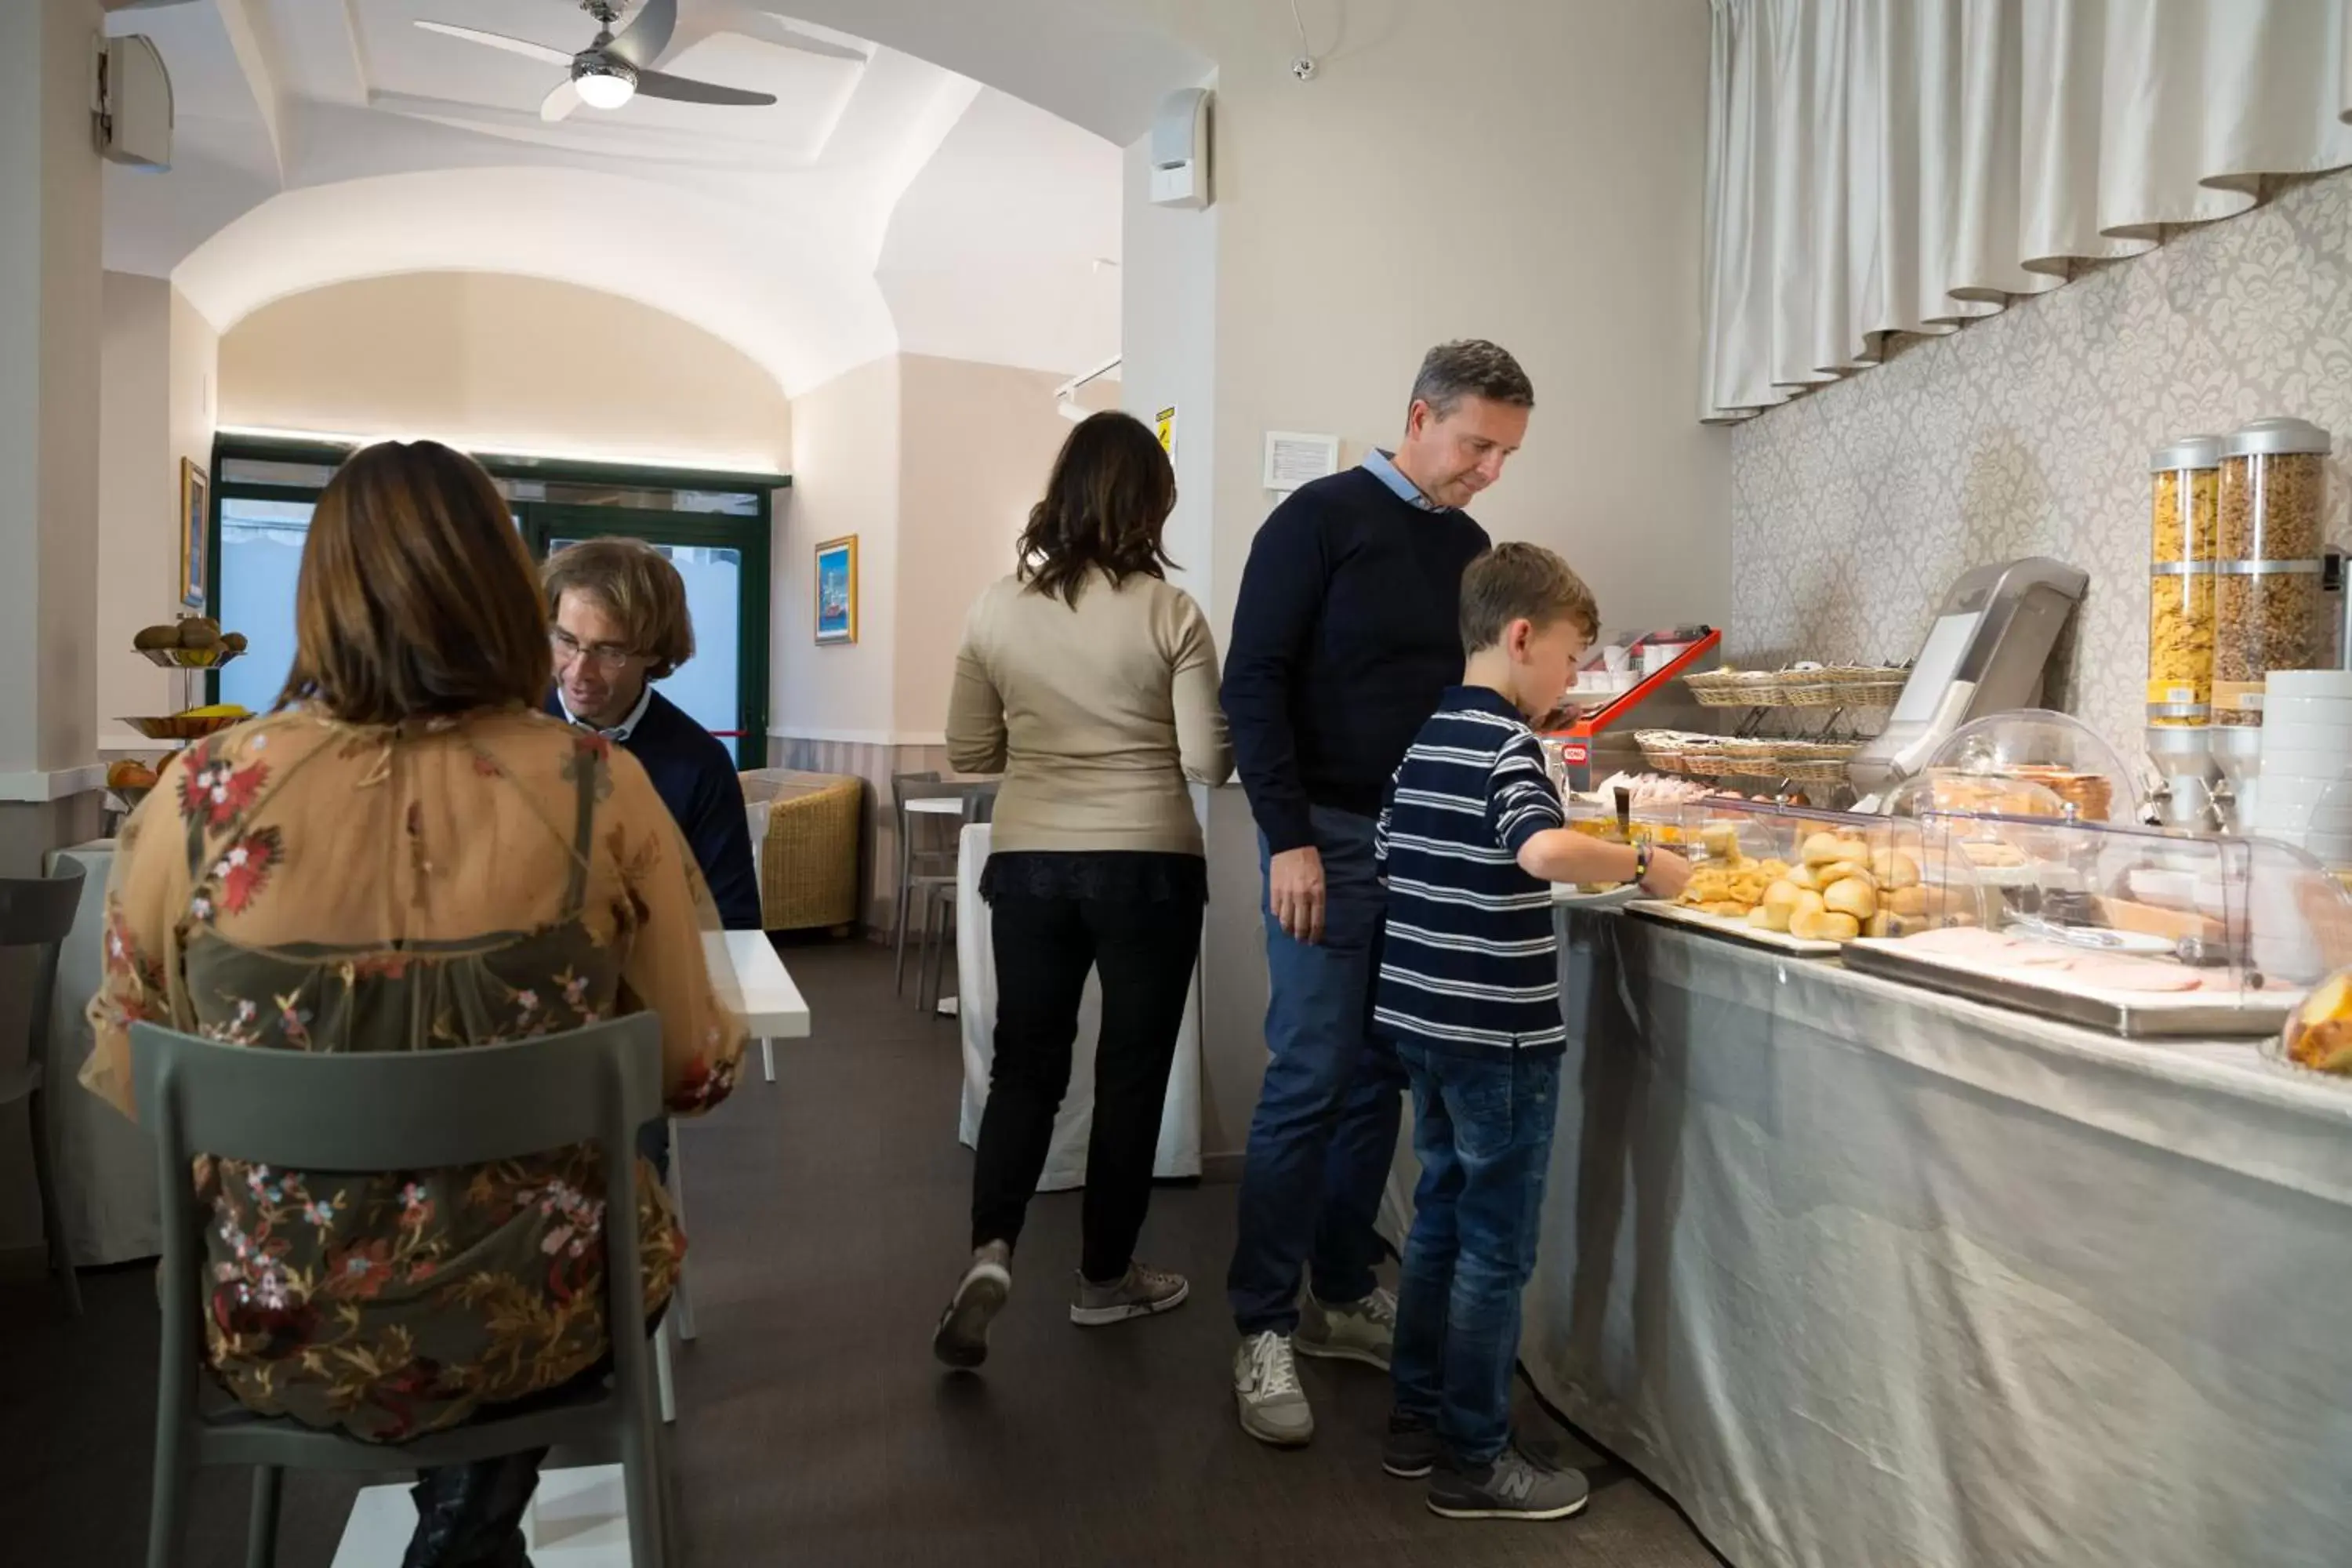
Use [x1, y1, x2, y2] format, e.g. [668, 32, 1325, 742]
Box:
[2145, 434, 2223, 827]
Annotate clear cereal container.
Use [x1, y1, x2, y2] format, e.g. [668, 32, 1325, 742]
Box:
[2214, 417, 2332, 726]
[2147, 435, 2220, 726]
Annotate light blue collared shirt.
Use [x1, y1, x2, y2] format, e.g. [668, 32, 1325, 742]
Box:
[561, 680, 655, 742]
[1361, 448, 1447, 512]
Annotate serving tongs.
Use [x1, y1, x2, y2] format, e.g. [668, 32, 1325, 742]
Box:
[2003, 910, 2230, 969]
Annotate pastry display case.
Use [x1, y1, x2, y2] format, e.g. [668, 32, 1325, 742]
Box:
[1627, 797, 1931, 956]
[1882, 709, 2136, 824]
[1841, 812, 2352, 1036]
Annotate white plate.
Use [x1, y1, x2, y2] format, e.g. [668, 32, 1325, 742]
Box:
[2265, 670, 2352, 700]
[2256, 696, 2352, 728]
[1628, 899, 1846, 955]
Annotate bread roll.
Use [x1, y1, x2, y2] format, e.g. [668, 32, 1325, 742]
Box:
[1819, 861, 1873, 888]
[1823, 877, 1877, 920]
[1801, 832, 1846, 866]
[1791, 909, 1860, 942]
[1785, 865, 1822, 892]
[1748, 905, 1788, 932]
[1791, 888, 1828, 923]
[1869, 849, 1922, 888]
[1887, 885, 1929, 917]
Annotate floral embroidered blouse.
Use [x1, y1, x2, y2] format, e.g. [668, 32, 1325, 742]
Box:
[82, 706, 746, 1442]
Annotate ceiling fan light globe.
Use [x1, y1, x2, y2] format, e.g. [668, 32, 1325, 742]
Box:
[572, 60, 638, 109]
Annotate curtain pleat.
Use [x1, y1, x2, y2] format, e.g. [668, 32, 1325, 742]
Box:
[1704, 0, 2352, 421]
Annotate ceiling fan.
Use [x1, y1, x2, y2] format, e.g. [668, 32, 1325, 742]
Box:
[416, 0, 861, 122]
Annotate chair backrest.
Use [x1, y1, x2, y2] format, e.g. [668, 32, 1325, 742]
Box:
[0, 862, 87, 1088]
[964, 782, 1000, 826]
[129, 1013, 663, 1172]
[133, 1014, 665, 1474]
[890, 770, 942, 809]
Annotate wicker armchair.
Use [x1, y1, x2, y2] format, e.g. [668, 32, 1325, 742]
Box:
[739, 770, 864, 934]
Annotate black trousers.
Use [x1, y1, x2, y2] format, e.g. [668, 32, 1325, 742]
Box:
[971, 889, 1206, 1283]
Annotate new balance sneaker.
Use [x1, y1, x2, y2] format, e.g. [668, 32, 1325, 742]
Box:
[1232, 1330, 1314, 1446]
[1427, 1446, 1592, 1521]
[1381, 1414, 1446, 1479]
[1295, 1286, 1397, 1370]
[931, 1241, 1011, 1369]
[1069, 1261, 1189, 1327]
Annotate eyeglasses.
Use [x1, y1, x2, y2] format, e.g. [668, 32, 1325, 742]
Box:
[550, 631, 638, 670]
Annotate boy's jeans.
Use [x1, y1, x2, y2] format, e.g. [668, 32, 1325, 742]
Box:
[1390, 1038, 1563, 1467]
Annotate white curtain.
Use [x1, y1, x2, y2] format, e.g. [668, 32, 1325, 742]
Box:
[1702, 0, 2352, 422]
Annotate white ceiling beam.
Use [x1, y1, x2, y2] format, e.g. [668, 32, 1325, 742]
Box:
[214, 0, 288, 183]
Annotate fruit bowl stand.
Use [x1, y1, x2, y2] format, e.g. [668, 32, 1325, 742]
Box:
[105, 646, 247, 828]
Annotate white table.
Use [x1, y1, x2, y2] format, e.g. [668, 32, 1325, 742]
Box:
[1495, 911, 2352, 1568]
[709, 928, 811, 1083]
[953, 823, 1200, 1186]
[905, 796, 967, 818]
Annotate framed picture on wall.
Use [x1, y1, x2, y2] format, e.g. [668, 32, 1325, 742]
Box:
[815, 535, 858, 644]
[179, 459, 209, 608]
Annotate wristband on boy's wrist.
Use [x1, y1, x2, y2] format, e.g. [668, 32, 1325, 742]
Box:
[1632, 839, 1653, 887]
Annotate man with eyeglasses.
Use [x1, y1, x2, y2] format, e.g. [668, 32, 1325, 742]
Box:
[543, 537, 763, 932]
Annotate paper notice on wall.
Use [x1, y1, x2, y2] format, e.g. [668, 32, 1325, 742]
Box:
[1264, 431, 1340, 493]
[1156, 405, 1178, 459]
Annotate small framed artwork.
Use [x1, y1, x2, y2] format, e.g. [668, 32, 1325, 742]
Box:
[179, 458, 209, 608]
[815, 535, 858, 644]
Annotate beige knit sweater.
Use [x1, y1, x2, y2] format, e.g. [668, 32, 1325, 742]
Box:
[946, 569, 1232, 856]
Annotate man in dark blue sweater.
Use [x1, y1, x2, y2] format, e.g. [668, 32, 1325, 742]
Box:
[543, 539, 763, 933]
[1224, 340, 1535, 1448]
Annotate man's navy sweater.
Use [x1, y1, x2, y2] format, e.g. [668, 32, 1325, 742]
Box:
[547, 687, 763, 931]
[1221, 466, 1490, 854]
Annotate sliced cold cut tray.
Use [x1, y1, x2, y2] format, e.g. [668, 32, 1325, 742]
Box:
[1840, 927, 2296, 1038]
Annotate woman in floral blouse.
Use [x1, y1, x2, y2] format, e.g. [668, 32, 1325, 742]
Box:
[83, 439, 745, 1566]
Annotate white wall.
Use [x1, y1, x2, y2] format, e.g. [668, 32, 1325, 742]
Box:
[218, 272, 793, 471]
[776, 356, 902, 742]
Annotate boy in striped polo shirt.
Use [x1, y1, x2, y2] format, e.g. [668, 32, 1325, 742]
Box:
[1373, 543, 1690, 1521]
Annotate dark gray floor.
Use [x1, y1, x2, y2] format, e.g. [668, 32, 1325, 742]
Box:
[2, 941, 1726, 1567]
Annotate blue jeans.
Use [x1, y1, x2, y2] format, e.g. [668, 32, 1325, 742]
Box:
[1227, 806, 1408, 1335]
[1389, 1040, 1562, 1467]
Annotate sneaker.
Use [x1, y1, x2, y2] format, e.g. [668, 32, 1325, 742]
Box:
[1427, 1446, 1592, 1521]
[931, 1241, 1011, 1369]
[1296, 1286, 1397, 1370]
[1381, 1414, 1445, 1479]
[1232, 1330, 1314, 1446]
[1069, 1261, 1189, 1327]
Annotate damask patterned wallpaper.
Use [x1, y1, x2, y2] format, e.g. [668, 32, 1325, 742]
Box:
[1730, 169, 2352, 759]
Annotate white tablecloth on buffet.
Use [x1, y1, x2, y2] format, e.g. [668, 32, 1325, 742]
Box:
[45, 840, 162, 1265]
[956, 823, 1201, 1187]
[1512, 911, 2352, 1568]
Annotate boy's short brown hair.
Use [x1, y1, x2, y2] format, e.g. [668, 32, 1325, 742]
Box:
[542, 537, 696, 680]
[1459, 543, 1599, 654]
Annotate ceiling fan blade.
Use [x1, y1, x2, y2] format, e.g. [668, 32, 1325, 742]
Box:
[631, 68, 778, 108]
[608, 0, 678, 70]
[539, 78, 583, 123]
[416, 20, 575, 68]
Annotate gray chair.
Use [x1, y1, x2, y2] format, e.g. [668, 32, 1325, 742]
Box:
[0, 860, 89, 1316]
[131, 1014, 670, 1568]
[893, 777, 966, 998]
[913, 784, 1000, 1016]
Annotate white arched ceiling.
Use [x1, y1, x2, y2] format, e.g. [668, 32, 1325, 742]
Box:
[171, 165, 898, 398]
[104, 2, 1207, 396]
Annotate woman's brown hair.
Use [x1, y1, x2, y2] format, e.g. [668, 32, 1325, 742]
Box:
[277, 441, 553, 723]
[1016, 410, 1178, 606]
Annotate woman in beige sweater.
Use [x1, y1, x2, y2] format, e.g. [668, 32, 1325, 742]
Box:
[932, 411, 1232, 1369]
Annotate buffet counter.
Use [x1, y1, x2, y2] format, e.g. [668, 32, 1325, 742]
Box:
[1526, 909, 2350, 1568]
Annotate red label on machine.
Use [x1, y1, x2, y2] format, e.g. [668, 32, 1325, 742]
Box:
[1559, 742, 1589, 766]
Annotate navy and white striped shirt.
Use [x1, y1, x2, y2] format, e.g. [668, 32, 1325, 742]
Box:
[1374, 686, 1567, 1057]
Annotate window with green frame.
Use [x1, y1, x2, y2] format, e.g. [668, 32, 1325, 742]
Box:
[208, 437, 783, 768]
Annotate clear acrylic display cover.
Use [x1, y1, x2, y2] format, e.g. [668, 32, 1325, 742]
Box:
[1897, 709, 2136, 824]
[1841, 810, 2352, 1036]
[1621, 797, 1926, 954]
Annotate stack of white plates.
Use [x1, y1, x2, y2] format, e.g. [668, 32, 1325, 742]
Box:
[2255, 671, 2352, 860]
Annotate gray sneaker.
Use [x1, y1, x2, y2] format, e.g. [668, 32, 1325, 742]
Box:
[1069, 1261, 1189, 1327]
[1296, 1286, 1396, 1370]
[1232, 1330, 1314, 1446]
[931, 1241, 1011, 1369]
[1427, 1446, 1592, 1521]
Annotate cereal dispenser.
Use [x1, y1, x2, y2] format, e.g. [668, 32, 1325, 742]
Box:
[2143, 434, 2224, 828]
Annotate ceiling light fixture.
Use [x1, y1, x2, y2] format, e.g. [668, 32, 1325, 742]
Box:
[572, 57, 638, 110]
